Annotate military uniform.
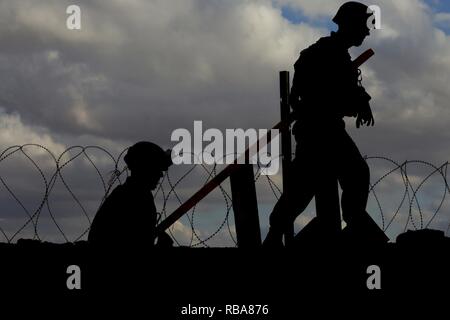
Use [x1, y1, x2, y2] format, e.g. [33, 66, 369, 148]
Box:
[268, 32, 372, 235]
[88, 176, 157, 248]
[88, 141, 173, 248]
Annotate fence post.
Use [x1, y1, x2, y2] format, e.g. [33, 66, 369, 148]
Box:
[230, 165, 261, 248]
[279, 71, 294, 245]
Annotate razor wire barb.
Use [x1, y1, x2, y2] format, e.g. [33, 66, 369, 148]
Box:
[0, 144, 449, 246]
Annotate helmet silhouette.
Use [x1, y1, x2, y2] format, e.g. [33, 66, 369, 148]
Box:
[124, 141, 172, 172]
[332, 1, 374, 28]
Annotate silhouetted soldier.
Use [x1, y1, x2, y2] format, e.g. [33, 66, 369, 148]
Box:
[88, 141, 173, 248]
[264, 2, 387, 247]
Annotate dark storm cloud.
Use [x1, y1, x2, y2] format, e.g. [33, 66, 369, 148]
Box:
[0, 0, 322, 143]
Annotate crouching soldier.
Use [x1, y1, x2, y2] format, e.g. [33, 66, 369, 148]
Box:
[88, 141, 173, 248]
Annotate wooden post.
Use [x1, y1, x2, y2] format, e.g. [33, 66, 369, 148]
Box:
[230, 165, 261, 248]
[280, 71, 294, 245]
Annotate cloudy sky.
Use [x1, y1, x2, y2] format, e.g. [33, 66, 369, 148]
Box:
[0, 0, 449, 246]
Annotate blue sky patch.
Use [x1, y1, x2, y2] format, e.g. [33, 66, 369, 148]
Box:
[424, 0, 450, 33]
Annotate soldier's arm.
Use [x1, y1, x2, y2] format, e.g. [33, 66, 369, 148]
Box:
[290, 49, 373, 120]
[324, 58, 372, 118]
[346, 68, 375, 127]
[289, 50, 316, 118]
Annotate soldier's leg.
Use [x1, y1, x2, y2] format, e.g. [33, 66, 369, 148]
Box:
[263, 158, 316, 247]
[268, 183, 315, 232]
[336, 130, 389, 243]
[336, 130, 370, 227]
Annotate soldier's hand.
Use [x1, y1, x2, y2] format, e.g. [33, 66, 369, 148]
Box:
[356, 103, 374, 128]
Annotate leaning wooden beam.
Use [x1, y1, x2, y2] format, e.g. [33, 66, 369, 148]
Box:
[155, 131, 275, 236]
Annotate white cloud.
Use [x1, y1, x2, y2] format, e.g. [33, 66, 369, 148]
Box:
[274, 0, 347, 18]
[0, 109, 66, 157]
[435, 12, 450, 25]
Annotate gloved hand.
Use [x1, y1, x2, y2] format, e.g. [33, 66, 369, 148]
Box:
[356, 100, 375, 128]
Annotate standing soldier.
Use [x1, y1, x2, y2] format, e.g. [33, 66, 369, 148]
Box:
[264, 2, 388, 247]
